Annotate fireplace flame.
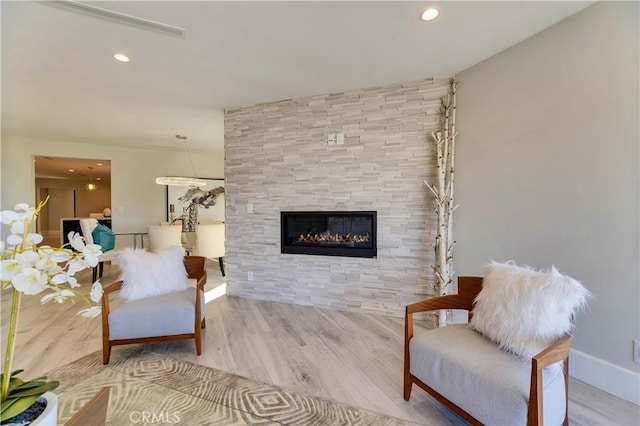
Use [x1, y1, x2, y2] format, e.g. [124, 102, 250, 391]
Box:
[297, 231, 370, 244]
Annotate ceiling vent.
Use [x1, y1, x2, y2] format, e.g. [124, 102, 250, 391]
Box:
[47, 1, 186, 38]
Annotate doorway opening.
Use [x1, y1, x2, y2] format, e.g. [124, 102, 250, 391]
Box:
[34, 156, 111, 246]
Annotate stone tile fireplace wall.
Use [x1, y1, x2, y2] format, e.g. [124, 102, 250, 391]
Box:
[224, 77, 449, 317]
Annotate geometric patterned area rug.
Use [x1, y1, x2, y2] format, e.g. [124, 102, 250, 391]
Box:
[48, 347, 419, 425]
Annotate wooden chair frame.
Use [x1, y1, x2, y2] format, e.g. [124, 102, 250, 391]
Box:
[404, 276, 571, 426]
[101, 256, 208, 364]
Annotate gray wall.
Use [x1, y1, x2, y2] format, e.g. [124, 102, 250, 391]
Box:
[225, 78, 450, 317]
[456, 1, 639, 372]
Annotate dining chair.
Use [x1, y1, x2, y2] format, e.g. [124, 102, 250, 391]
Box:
[78, 219, 122, 281]
[192, 223, 225, 276]
[147, 225, 184, 253]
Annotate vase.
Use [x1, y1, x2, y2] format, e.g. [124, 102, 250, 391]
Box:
[29, 392, 58, 426]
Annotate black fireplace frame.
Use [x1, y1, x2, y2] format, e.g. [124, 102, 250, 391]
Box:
[281, 211, 377, 258]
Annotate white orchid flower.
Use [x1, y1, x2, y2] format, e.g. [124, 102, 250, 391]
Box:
[1, 206, 36, 236]
[77, 306, 102, 318]
[15, 251, 40, 268]
[25, 233, 44, 246]
[90, 281, 103, 303]
[51, 272, 78, 288]
[4, 200, 104, 398]
[39, 247, 72, 264]
[1, 259, 22, 281]
[6, 234, 23, 246]
[11, 221, 27, 235]
[66, 258, 87, 276]
[35, 254, 63, 275]
[51, 250, 72, 262]
[40, 288, 75, 304]
[82, 244, 103, 267]
[12, 268, 48, 295]
[68, 276, 79, 288]
[14, 203, 30, 212]
[51, 273, 67, 284]
[68, 232, 85, 251]
[0, 209, 19, 224]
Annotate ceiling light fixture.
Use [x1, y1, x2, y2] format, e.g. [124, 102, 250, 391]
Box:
[420, 7, 440, 21]
[113, 53, 130, 63]
[155, 135, 207, 187]
[86, 167, 98, 192]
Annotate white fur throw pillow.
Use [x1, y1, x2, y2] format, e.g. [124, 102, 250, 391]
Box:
[117, 246, 189, 302]
[470, 261, 591, 359]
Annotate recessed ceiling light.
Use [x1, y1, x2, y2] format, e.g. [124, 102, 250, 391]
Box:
[420, 7, 440, 21]
[97, 163, 103, 166]
[68, 169, 75, 172]
[96, 177, 102, 181]
[113, 53, 130, 63]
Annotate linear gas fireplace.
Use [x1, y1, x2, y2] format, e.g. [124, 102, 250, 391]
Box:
[281, 211, 377, 258]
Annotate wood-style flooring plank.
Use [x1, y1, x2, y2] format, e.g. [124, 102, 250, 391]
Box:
[2, 261, 637, 425]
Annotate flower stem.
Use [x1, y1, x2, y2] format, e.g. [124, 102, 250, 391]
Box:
[2, 288, 21, 402]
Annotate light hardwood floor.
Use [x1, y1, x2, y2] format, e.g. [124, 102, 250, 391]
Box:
[2, 261, 638, 425]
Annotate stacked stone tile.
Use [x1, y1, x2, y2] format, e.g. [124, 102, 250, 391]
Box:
[224, 77, 449, 317]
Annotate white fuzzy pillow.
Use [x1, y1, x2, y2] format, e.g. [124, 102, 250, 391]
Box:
[117, 246, 189, 302]
[470, 261, 591, 359]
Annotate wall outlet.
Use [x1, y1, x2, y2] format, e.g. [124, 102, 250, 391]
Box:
[327, 134, 336, 145]
[247, 271, 254, 281]
[634, 340, 640, 364]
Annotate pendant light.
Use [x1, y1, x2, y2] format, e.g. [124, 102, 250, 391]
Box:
[86, 167, 98, 191]
[156, 135, 207, 187]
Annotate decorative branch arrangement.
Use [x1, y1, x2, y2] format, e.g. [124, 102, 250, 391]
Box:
[424, 78, 460, 327]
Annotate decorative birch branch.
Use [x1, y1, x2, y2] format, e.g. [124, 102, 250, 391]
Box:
[425, 78, 459, 327]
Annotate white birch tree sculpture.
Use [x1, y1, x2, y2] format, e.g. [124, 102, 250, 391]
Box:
[424, 78, 459, 327]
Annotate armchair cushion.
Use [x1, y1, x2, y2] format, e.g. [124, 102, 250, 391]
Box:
[117, 246, 189, 302]
[470, 261, 590, 359]
[410, 324, 566, 425]
[109, 287, 205, 340]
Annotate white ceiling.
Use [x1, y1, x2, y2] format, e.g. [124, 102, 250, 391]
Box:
[34, 155, 111, 181]
[2, 1, 593, 155]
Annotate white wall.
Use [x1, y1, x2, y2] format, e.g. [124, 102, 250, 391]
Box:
[36, 177, 112, 219]
[456, 1, 639, 402]
[1, 136, 222, 243]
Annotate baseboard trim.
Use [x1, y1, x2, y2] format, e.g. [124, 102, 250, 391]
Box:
[569, 348, 640, 405]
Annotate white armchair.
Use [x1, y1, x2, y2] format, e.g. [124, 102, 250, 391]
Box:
[404, 262, 590, 426]
[192, 223, 225, 276]
[147, 225, 183, 253]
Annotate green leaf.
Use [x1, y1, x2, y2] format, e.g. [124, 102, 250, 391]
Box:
[0, 370, 24, 383]
[0, 394, 40, 422]
[9, 381, 58, 398]
[14, 380, 47, 390]
[6, 378, 23, 394]
[0, 397, 18, 414]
